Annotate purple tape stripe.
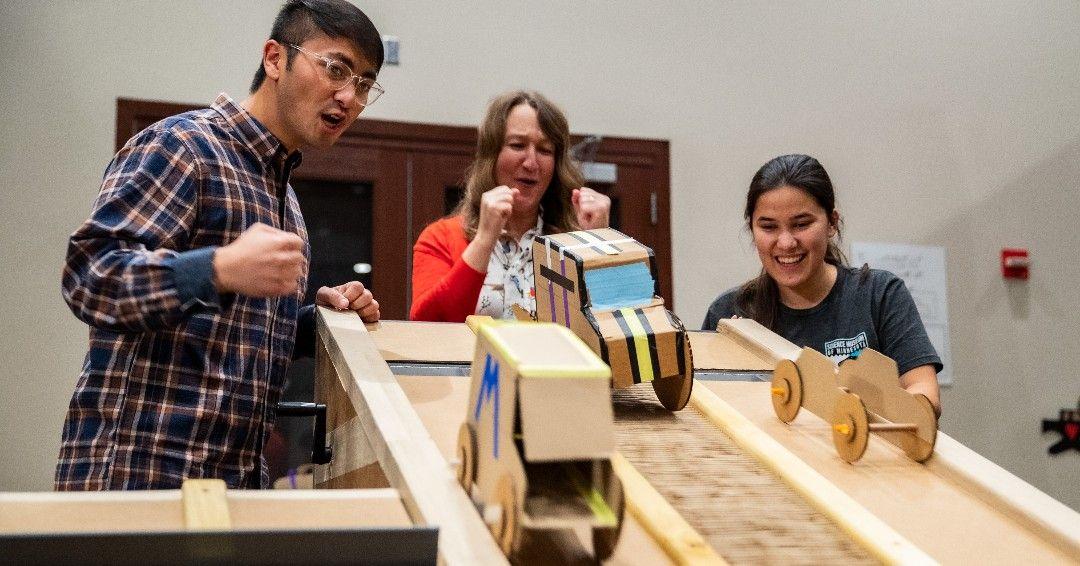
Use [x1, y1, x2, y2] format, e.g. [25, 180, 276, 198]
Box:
[560, 259, 571, 328]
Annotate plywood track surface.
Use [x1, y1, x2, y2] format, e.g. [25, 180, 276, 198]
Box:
[396, 370, 874, 564]
[396, 375, 673, 565]
[706, 381, 1080, 565]
[611, 385, 874, 565]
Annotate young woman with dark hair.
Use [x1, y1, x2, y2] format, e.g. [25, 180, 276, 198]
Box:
[703, 154, 941, 414]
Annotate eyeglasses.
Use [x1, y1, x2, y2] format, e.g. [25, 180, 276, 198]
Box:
[288, 44, 385, 106]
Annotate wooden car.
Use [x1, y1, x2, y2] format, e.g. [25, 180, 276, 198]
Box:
[771, 347, 937, 463]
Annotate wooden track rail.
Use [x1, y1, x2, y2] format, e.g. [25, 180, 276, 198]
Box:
[612, 453, 727, 565]
[316, 315, 1080, 564]
[315, 308, 508, 565]
[716, 318, 1080, 563]
[689, 385, 934, 565]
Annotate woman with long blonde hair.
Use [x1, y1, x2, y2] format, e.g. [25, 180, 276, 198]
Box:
[411, 90, 610, 322]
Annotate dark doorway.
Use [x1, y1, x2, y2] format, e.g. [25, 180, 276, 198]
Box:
[292, 180, 374, 303]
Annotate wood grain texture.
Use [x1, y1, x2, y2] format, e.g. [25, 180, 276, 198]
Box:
[181, 479, 231, 531]
[366, 320, 475, 362]
[705, 381, 1080, 565]
[611, 452, 728, 565]
[316, 308, 508, 565]
[613, 385, 877, 565]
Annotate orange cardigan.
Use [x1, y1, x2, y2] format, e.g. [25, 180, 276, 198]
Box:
[410, 216, 487, 322]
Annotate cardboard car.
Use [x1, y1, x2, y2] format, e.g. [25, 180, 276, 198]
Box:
[530, 228, 694, 410]
[457, 321, 625, 559]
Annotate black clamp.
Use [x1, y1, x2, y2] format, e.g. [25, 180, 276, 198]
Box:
[274, 402, 333, 465]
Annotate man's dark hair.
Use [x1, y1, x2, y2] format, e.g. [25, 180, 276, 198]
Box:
[250, 0, 384, 93]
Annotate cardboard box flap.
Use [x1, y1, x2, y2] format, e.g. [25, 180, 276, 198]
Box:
[480, 323, 609, 379]
[538, 230, 651, 269]
[519, 376, 615, 462]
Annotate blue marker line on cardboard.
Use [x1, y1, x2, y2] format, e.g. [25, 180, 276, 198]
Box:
[475, 354, 500, 459]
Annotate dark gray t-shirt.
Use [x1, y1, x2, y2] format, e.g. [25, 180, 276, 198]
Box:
[702, 266, 942, 375]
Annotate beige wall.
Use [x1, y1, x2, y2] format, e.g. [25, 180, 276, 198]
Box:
[1, 1, 1077, 510]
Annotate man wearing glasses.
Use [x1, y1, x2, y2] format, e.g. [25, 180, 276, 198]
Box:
[56, 0, 385, 490]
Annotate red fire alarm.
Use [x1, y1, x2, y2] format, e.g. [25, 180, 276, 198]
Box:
[1001, 248, 1030, 280]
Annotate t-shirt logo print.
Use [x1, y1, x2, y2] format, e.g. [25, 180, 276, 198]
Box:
[824, 332, 869, 364]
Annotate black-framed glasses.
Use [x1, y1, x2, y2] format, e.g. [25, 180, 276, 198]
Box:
[289, 44, 385, 106]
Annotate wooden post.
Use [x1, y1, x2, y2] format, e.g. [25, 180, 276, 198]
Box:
[181, 479, 231, 531]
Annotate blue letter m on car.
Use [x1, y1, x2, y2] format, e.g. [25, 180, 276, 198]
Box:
[474, 354, 500, 458]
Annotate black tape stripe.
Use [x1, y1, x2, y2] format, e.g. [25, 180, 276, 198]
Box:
[612, 309, 642, 384]
[539, 264, 575, 293]
[665, 310, 687, 377]
[566, 230, 607, 255]
[584, 230, 622, 252]
[585, 309, 608, 362]
[635, 309, 663, 379]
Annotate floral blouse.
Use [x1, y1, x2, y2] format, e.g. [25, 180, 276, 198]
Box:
[476, 216, 542, 319]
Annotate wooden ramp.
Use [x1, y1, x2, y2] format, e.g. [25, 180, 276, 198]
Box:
[705, 381, 1078, 565]
[314, 311, 1080, 565]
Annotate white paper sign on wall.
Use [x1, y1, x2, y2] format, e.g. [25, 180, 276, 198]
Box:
[851, 242, 953, 386]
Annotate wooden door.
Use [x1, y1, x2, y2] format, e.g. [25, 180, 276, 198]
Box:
[578, 136, 673, 304]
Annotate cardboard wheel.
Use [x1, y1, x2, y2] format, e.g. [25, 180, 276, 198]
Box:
[903, 393, 938, 462]
[494, 474, 521, 556]
[832, 392, 869, 463]
[771, 359, 803, 423]
[651, 335, 693, 411]
[456, 422, 476, 493]
[592, 473, 625, 561]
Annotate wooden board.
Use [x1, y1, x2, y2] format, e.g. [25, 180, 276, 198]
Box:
[703, 381, 1080, 565]
[182, 479, 231, 531]
[315, 309, 508, 565]
[716, 318, 801, 364]
[366, 320, 475, 362]
[0, 489, 412, 534]
[687, 331, 773, 371]
[396, 374, 675, 565]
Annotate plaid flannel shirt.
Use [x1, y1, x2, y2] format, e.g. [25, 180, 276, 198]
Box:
[56, 94, 313, 489]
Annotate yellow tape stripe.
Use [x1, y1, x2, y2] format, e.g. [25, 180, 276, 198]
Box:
[563, 463, 617, 527]
[620, 308, 655, 383]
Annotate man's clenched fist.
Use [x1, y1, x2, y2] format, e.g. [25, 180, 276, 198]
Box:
[213, 223, 307, 297]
